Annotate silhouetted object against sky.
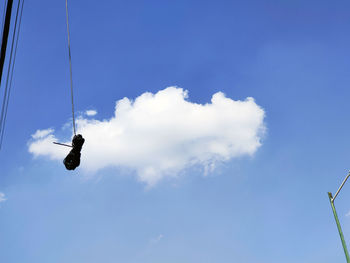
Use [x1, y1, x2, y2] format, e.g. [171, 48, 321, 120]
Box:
[0, 0, 13, 86]
[63, 134, 85, 170]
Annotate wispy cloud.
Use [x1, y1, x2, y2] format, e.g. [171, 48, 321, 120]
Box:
[32, 128, 54, 139]
[85, 110, 97, 116]
[150, 234, 163, 244]
[0, 192, 7, 203]
[28, 87, 266, 186]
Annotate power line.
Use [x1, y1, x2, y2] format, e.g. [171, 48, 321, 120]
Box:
[1, 0, 7, 39]
[0, 0, 24, 150]
[0, 0, 20, 132]
[0, 0, 13, 87]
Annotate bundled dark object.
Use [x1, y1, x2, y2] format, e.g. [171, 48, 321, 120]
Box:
[63, 134, 85, 170]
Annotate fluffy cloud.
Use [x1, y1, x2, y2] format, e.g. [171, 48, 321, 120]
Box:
[32, 128, 54, 139]
[29, 130, 68, 160]
[28, 87, 265, 186]
[0, 192, 6, 203]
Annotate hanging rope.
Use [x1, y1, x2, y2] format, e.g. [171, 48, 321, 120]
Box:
[55, 1, 85, 170]
[65, 0, 76, 135]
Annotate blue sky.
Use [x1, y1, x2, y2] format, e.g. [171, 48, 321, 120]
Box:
[1, 0, 350, 262]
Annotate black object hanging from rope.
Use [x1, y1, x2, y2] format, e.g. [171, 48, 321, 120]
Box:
[54, 0, 85, 170]
[63, 134, 85, 170]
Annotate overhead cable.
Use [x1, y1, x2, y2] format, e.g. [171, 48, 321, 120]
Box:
[1, 0, 8, 39]
[0, 0, 13, 87]
[0, 0, 23, 150]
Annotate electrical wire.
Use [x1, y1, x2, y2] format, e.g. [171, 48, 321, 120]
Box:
[0, 0, 13, 87]
[0, 0, 20, 136]
[0, 0, 23, 150]
[1, 0, 7, 39]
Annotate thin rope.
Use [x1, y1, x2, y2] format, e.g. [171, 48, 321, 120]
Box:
[65, 0, 76, 135]
[0, 0, 23, 150]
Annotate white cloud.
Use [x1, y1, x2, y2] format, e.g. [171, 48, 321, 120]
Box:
[29, 130, 68, 160]
[28, 87, 266, 186]
[0, 192, 7, 203]
[85, 110, 97, 116]
[32, 128, 54, 139]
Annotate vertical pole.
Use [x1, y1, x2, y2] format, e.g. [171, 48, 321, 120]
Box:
[328, 192, 350, 262]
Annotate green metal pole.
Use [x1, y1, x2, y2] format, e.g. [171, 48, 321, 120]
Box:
[328, 192, 350, 262]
